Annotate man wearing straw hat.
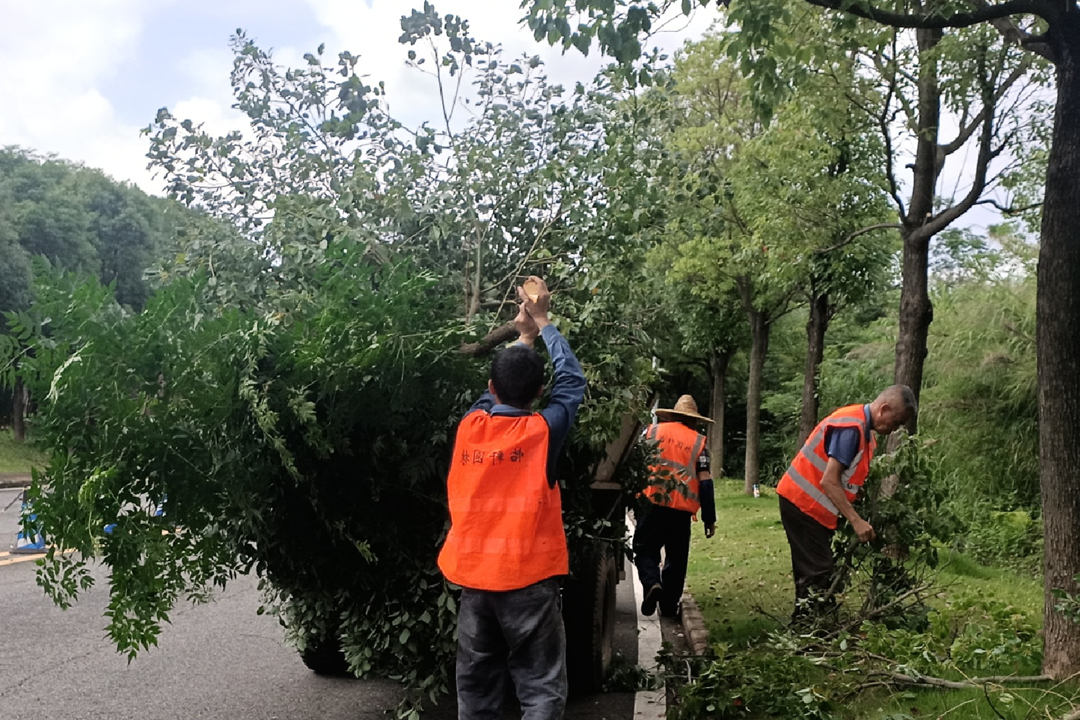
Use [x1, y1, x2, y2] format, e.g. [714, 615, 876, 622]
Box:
[633, 394, 716, 619]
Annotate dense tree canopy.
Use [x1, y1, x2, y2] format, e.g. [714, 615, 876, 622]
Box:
[0, 148, 178, 311]
[3, 3, 1075, 716]
[4, 16, 670, 715]
[521, 0, 1077, 682]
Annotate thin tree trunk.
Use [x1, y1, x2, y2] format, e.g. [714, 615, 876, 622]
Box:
[892, 26, 943, 435]
[709, 348, 729, 476]
[798, 291, 829, 445]
[1038, 22, 1080, 680]
[744, 309, 769, 495]
[12, 376, 27, 443]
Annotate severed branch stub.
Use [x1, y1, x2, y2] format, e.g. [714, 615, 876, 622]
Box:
[459, 322, 517, 356]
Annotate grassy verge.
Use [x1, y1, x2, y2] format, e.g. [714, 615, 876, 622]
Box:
[687, 481, 791, 644]
[0, 430, 45, 474]
[682, 480, 1076, 720]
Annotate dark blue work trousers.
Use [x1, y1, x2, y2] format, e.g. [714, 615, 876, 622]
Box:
[632, 504, 692, 615]
[455, 577, 567, 720]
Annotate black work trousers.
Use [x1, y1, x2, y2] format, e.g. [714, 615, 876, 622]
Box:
[778, 495, 836, 620]
[632, 504, 692, 615]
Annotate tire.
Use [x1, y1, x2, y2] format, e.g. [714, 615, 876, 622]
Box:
[565, 548, 618, 694]
[299, 635, 352, 677]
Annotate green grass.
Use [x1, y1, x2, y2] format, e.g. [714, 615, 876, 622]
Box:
[0, 431, 45, 474]
[683, 480, 1075, 719]
[934, 548, 1043, 624]
[858, 686, 1080, 720]
[687, 481, 791, 644]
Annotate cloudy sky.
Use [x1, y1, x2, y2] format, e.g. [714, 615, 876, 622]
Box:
[0, 0, 715, 196]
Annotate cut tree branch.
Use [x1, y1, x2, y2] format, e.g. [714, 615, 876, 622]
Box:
[459, 322, 517, 356]
[870, 670, 1053, 690]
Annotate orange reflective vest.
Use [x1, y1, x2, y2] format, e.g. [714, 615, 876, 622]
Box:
[437, 411, 568, 591]
[643, 422, 706, 515]
[776, 404, 876, 530]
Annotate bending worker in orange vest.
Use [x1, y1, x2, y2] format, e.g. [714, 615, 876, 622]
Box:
[438, 276, 586, 720]
[634, 395, 716, 619]
[776, 384, 917, 622]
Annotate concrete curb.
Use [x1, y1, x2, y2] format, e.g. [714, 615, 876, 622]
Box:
[679, 595, 709, 656]
[0, 474, 31, 489]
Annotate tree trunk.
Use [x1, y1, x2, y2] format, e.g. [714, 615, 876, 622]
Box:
[893, 227, 932, 432]
[1038, 22, 1080, 680]
[798, 291, 830, 445]
[12, 376, 27, 443]
[744, 309, 769, 495]
[892, 26, 943, 435]
[709, 348, 729, 476]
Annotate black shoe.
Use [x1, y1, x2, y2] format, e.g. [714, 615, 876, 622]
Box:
[641, 584, 662, 616]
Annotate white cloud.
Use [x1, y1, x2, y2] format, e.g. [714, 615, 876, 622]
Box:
[0, 0, 715, 195]
[0, 0, 157, 188]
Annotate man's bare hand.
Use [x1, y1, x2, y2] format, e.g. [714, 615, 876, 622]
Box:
[514, 302, 539, 346]
[517, 276, 551, 328]
[852, 518, 876, 543]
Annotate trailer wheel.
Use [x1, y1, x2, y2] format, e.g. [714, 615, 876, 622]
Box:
[299, 635, 352, 677]
[566, 549, 617, 694]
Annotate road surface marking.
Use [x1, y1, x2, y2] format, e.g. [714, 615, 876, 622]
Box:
[0, 549, 46, 567]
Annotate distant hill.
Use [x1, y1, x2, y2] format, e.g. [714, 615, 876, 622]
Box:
[0, 146, 191, 312]
[0, 146, 203, 430]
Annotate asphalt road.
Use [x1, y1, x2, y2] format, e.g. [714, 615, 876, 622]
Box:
[0, 486, 646, 720]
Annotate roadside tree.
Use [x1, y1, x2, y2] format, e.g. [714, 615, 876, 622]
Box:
[5, 16, 667, 716]
[519, 0, 1077, 679]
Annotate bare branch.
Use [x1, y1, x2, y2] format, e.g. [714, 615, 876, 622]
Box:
[939, 56, 1032, 157]
[920, 62, 999, 236]
[1020, 32, 1055, 61]
[974, 198, 1043, 214]
[815, 223, 904, 255]
[804, 0, 1050, 31]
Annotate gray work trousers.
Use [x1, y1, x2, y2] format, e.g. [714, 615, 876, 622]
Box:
[455, 577, 567, 720]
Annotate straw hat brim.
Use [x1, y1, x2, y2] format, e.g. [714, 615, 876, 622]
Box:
[654, 408, 714, 424]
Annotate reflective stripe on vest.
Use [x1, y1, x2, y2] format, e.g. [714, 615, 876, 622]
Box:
[437, 411, 568, 591]
[776, 405, 876, 530]
[643, 422, 705, 515]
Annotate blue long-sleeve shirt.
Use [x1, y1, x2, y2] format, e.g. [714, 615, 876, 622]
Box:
[465, 324, 587, 483]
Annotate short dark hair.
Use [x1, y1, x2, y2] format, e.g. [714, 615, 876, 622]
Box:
[491, 345, 545, 408]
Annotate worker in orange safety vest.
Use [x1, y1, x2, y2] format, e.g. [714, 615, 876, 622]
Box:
[776, 384, 917, 623]
[438, 276, 586, 720]
[633, 394, 716, 619]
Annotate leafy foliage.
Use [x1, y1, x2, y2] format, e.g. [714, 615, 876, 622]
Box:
[669, 643, 837, 719]
[1054, 575, 1080, 626]
[861, 595, 1042, 678]
[831, 434, 957, 625]
[2, 14, 684, 716]
[922, 233, 1038, 514]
